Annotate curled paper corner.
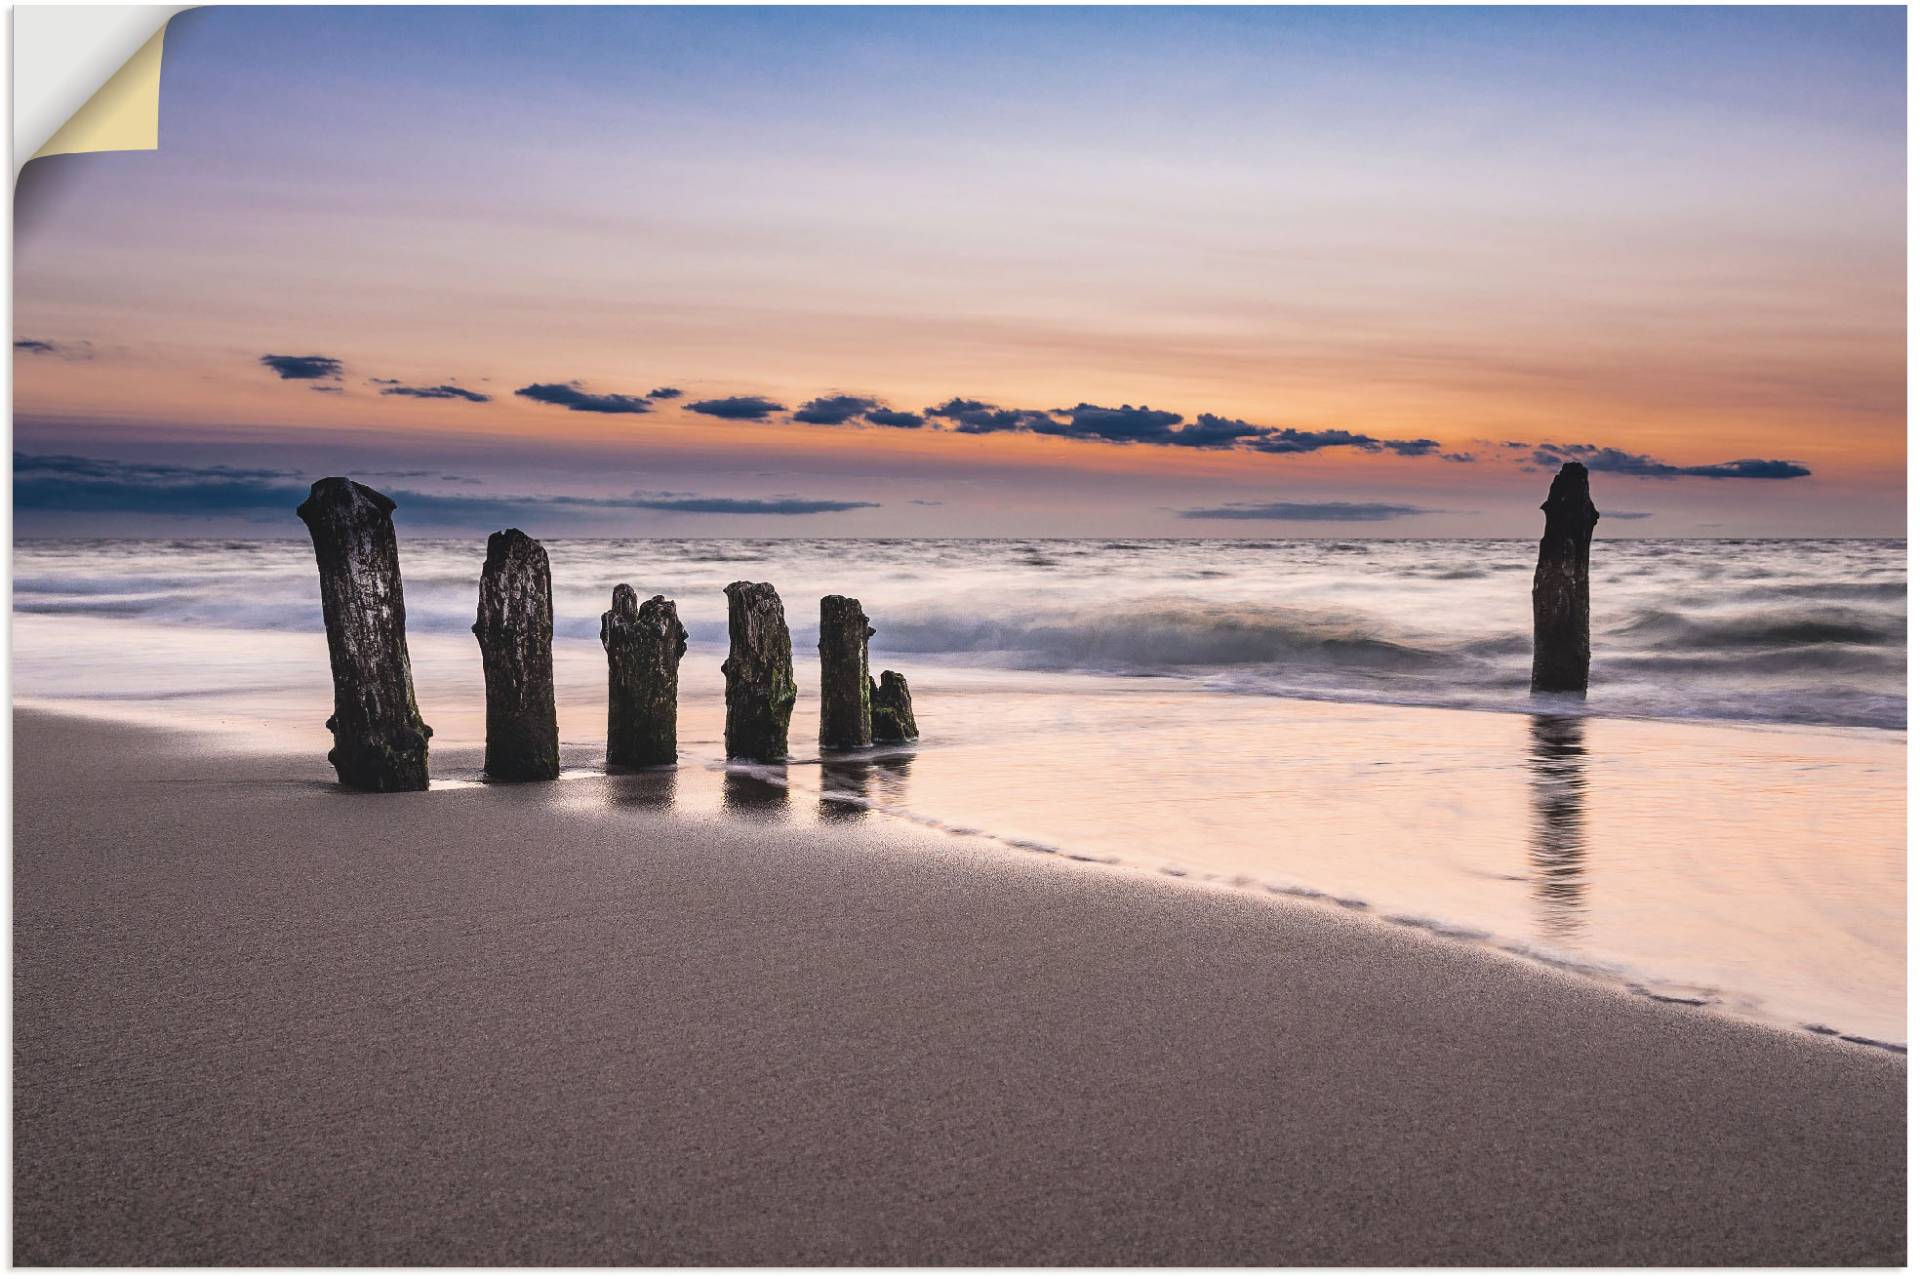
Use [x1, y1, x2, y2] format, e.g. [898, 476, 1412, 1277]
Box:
[33, 24, 168, 162]
[16, 6, 191, 175]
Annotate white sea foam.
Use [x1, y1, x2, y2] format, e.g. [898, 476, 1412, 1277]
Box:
[12, 536, 1908, 729]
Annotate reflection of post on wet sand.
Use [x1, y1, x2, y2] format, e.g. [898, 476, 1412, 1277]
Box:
[723, 765, 790, 816]
[819, 759, 874, 823]
[605, 767, 677, 811]
[1527, 714, 1589, 939]
[817, 754, 915, 823]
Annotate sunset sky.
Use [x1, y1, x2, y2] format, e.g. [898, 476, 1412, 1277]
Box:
[14, 5, 1906, 537]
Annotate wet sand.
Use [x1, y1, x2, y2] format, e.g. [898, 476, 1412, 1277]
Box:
[13, 710, 1905, 1264]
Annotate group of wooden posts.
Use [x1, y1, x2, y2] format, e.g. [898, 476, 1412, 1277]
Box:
[298, 462, 1598, 795]
[296, 477, 918, 792]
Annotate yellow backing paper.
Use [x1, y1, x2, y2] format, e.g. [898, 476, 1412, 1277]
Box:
[32, 21, 168, 162]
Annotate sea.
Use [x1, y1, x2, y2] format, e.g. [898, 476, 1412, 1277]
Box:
[12, 536, 1908, 1046]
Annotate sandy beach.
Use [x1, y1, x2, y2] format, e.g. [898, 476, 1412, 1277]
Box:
[14, 0, 1907, 1265]
[12, 708, 1905, 1265]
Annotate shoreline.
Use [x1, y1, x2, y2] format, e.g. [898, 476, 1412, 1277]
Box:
[16, 620, 1912, 738]
[15, 691, 1904, 1052]
[14, 708, 1906, 1264]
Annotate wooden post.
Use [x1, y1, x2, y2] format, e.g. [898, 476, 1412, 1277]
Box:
[818, 595, 874, 749]
[722, 581, 796, 762]
[1530, 462, 1600, 694]
[601, 585, 687, 768]
[871, 670, 919, 743]
[295, 477, 432, 791]
[472, 529, 559, 781]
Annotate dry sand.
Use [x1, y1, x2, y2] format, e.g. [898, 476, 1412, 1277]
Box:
[13, 710, 1905, 1264]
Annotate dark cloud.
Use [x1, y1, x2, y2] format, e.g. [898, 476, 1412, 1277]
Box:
[1604, 510, 1656, 520]
[1244, 426, 1382, 455]
[793, 396, 929, 428]
[1041, 403, 1184, 444]
[259, 354, 342, 380]
[646, 386, 683, 400]
[686, 395, 787, 421]
[1532, 443, 1596, 467]
[919, 399, 1189, 443]
[725, 386, 1480, 463]
[1381, 438, 1441, 457]
[1672, 459, 1812, 479]
[16, 453, 299, 484]
[381, 384, 492, 403]
[14, 452, 312, 517]
[13, 453, 877, 524]
[359, 469, 482, 485]
[369, 377, 401, 385]
[904, 400, 1459, 460]
[310, 385, 344, 395]
[923, 398, 1061, 434]
[15, 338, 94, 360]
[909, 498, 944, 506]
[1532, 442, 1811, 479]
[515, 382, 652, 414]
[793, 395, 879, 425]
[1176, 499, 1439, 522]
[1168, 414, 1272, 449]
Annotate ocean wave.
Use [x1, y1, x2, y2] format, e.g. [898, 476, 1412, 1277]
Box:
[1748, 581, 1907, 602]
[12, 536, 1906, 731]
[1610, 607, 1904, 650]
[1605, 646, 1904, 677]
[15, 574, 232, 596]
[872, 598, 1455, 672]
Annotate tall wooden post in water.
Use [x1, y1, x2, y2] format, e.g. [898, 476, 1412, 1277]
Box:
[1530, 462, 1600, 694]
[818, 595, 874, 749]
[473, 529, 559, 781]
[601, 585, 687, 768]
[296, 477, 432, 791]
[722, 581, 796, 762]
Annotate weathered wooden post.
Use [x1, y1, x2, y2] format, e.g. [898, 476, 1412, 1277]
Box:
[601, 585, 687, 768]
[819, 595, 874, 749]
[1530, 462, 1600, 694]
[722, 581, 796, 762]
[295, 477, 432, 791]
[472, 529, 559, 781]
[871, 670, 919, 743]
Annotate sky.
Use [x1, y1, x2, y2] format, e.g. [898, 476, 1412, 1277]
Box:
[13, 5, 1907, 537]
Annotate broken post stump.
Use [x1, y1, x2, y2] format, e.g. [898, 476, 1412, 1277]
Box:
[473, 529, 559, 781]
[722, 581, 796, 762]
[601, 585, 687, 768]
[871, 670, 919, 743]
[1530, 461, 1600, 694]
[818, 594, 874, 749]
[295, 477, 432, 791]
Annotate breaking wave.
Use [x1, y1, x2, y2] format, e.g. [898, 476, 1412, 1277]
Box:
[1610, 607, 1904, 650]
[872, 598, 1450, 673]
[12, 535, 1907, 730]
